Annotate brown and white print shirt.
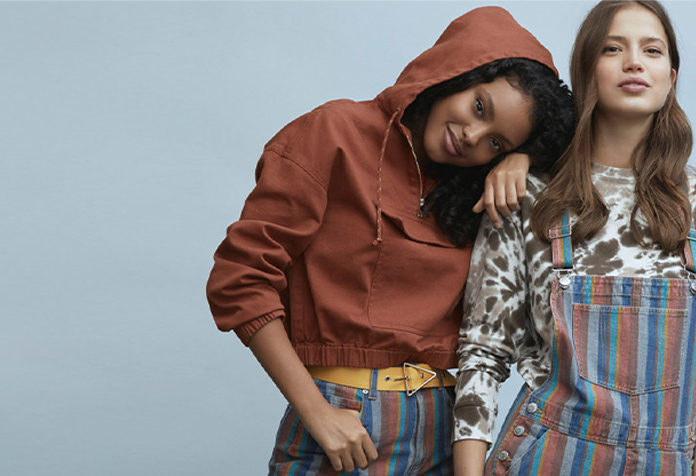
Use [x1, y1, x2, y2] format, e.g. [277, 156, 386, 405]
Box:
[453, 163, 696, 444]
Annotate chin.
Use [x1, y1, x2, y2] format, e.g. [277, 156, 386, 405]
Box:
[599, 103, 663, 120]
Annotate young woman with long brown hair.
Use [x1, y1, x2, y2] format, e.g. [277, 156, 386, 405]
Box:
[453, 1, 696, 474]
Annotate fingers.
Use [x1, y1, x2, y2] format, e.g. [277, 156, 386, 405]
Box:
[339, 453, 356, 473]
[516, 175, 527, 202]
[484, 201, 502, 229]
[317, 408, 377, 472]
[329, 436, 376, 472]
[364, 437, 379, 465]
[495, 183, 513, 218]
[477, 173, 526, 228]
[349, 437, 378, 471]
[327, 453, 344, 472]
[350, 416, 378, 471]
[476, 183, 501, 228]
[476, 152, 530, 228]
[327, 446, 359, 473]
[505, 182, 520, 213]
[350, 445, 369, 471]
[506, 175, 526, 214]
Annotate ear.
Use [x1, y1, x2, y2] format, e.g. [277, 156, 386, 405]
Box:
[669, 68, 677, 89]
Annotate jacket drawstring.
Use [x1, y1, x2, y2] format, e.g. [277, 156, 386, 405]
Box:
[374, 108, 401, 246]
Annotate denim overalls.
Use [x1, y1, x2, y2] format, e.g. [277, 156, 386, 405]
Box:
[486, 212, 696, 475]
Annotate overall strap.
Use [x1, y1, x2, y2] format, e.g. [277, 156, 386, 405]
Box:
[549, 209, 573, 270]
[683, 228, 696, 274]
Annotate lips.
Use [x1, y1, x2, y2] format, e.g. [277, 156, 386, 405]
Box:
[619, 77, 649, 93]
[445, 126, 463, 157]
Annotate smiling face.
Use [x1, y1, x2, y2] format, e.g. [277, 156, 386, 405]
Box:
[594, 5, 675, 122]
[420, 76, 534, 168]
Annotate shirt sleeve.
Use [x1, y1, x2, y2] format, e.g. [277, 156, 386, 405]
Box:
[206, 110, 333, 345]
[452, 207, 529, 444]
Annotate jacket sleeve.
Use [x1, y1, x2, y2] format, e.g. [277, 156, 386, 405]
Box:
[206, 109, 334, 346]
[452, 208, 529, 444]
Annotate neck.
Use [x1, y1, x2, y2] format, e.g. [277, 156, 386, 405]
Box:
[592, 112, 653, 169]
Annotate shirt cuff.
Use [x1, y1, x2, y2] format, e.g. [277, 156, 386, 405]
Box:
[452, 370, 500, 444]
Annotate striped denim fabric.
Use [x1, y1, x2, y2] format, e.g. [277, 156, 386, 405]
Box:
[269, 378, 454, 476]
[486, 276, 696, 476]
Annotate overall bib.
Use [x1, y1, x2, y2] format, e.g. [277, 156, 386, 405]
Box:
[485, 212, 696, 475]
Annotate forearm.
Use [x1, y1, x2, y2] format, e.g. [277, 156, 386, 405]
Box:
[247, 318, 330, 430]
[248, 318, 378, 472]
[453, 439, 488, 476]
[454, 210, 527, 443]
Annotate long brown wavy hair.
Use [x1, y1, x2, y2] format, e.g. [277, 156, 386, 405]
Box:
[531, 0, 693, 253]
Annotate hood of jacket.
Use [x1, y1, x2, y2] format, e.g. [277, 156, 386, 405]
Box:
[375, 6, 558, 118]
[369, 6, 558, 244]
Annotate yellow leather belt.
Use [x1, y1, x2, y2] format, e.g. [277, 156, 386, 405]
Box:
[307, 363, 456, 396]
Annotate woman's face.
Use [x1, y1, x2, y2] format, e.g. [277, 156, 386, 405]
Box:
[422, 77, 533, 167]
[594, 5, 675, 121]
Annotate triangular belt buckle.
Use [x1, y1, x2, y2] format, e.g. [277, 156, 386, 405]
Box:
[403, 363, 436, 396]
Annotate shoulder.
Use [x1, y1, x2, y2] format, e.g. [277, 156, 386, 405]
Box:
[259, 99, 383, 185]
[264, 99, 381, 156]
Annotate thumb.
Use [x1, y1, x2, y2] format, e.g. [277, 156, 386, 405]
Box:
[472, 197, 484, 213]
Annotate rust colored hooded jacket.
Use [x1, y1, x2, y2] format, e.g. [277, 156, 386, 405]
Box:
[207, 7, 557, 369]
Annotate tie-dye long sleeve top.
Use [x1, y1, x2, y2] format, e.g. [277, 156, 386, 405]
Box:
[453, 163, 696, 444]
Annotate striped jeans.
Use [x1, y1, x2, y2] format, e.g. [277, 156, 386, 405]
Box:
[269, 377, 454, 475]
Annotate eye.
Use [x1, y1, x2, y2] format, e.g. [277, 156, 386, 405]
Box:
[475, 98, 484, 116]
[490, 137, 502, 151]
[603, 45, 620, 54]
[645, 47, 663, 56]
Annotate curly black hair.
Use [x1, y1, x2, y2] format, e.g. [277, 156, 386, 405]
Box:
[403, 58, 576, 247]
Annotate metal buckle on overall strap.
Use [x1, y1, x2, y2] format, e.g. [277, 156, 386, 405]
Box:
[549, 221, 574, 289]
[548, 222, 572, 239]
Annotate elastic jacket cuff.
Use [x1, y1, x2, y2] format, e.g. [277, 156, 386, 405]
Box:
[234, 310, 285, 346]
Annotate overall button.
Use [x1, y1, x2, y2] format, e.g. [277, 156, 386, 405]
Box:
[690, 281, 696, 294]
[513, 426, 525, 437]
[498, 450, 509, 461]
[526, 402, 538, 414]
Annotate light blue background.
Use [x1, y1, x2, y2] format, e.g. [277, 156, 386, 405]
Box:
[3, 2, 696, 475]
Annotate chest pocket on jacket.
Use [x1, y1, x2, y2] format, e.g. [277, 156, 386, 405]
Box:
[367, 204, 470, 337]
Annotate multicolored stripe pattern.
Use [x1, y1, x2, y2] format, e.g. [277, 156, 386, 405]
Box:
[485, 276, 696, 476]
[484, 215, 696, 475]
[269, 379, 454, 475]
[573, 302, 686, 395]
[549, 210, 573, 270]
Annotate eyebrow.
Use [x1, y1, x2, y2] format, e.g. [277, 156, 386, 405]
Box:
[483, 88, 515, 149]
[605, 34, 668, 49]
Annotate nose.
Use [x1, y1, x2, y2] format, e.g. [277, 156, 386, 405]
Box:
[463, 124, 486, 146]
[623, 48, 644, 72]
